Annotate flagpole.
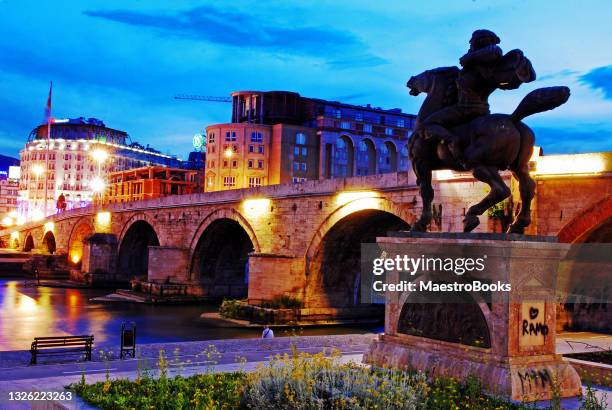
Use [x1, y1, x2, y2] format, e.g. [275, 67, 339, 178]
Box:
[44, 81, 52, 217]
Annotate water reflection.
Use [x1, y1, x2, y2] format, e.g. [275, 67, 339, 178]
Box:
[0, 280, 380, 351]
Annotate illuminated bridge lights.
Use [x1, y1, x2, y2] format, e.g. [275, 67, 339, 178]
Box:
[242, 198, 271, 218]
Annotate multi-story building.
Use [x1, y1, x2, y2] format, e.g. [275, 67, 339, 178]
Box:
[18, 117, 184, 221]
[0, 177, 19, 228]
[104, 166, 199, 204]
[204, 91, 416, 191]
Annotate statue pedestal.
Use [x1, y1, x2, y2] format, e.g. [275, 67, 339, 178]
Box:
[363, 233, 581, 402]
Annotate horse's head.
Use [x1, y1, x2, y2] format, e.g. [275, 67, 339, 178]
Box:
[407, 71, 430, 96]
[407, 66, 460, 96]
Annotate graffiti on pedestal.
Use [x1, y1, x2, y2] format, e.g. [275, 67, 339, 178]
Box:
[520, 301, 548, 347]
[516, 368, 552, 395]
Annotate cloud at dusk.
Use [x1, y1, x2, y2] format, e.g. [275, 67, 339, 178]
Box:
[0, 0, 610, 158]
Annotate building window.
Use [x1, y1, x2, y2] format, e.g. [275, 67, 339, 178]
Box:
[294, 146, 300, 156]
[232, 145, 238, 153]
[385, 127, 393, 136]
[363, 123, 372, 133]
[248, 160, 254, 168]
[295, 132, 306, 145]
[207, 175, 214, 186]
[223, 176, 235, 187]
[257, 160, 264, 169]
[258, 145, 264, 154]
[356, 139, 376, 176]
[355, 113, 363, 122]
[248, 177, 262, 187]
[335, 109, 342, 118]
[223, 160, 228, 168]
[251, 132, 263, 142]
[292, 177, 306, 183]
[208, 133, 215, 143]
[232, 160, 237, 168]
[340, 121, 351, 130]
[301, 163, 307, 171]
[301, 147, 307, 156]
[225, 131, 236, 141]
[249, 145, 254, 153]
[397, 119, 405, 127]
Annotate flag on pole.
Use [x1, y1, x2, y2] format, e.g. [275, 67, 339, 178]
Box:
[45, 81, 53, 123]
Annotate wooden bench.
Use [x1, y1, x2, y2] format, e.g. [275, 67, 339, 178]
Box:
[30, 335, 94, 365]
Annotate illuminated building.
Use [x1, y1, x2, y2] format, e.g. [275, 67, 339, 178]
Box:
[204, 91, 416, 191]
[18, 117, 183, 220]
[0, 179, 19, 228]
[104, 166, 199, 204]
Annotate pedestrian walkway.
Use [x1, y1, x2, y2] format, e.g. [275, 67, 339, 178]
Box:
[0, 332, 609, 409]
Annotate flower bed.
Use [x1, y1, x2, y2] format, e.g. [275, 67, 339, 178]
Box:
[70, 350, 607, 409]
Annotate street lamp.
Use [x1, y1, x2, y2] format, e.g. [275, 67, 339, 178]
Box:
[32, 164, 44, 178]
[224, 148, 234, 190]
[1, 216, 13, 227]
[91, 148, 109, 165]
[91, 148, 109, 205]
[90, 177, 106, 203]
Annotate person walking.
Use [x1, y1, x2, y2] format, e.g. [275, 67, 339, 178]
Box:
[262, 325, 274, 339]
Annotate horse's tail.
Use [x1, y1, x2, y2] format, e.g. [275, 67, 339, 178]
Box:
[511, 86, 570, 122]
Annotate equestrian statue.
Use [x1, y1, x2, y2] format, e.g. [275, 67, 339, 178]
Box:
[407, 29, 570, 234]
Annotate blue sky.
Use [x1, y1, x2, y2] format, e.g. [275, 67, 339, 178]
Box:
[0, 0, 611, 159]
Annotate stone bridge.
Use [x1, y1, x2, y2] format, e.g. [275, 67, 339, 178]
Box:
[2, 152, 611, 321]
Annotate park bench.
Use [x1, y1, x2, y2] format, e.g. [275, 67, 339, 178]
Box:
[30, 335, 94, 365]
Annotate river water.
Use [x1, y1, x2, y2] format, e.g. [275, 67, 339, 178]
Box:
[0, 279, 380, 351]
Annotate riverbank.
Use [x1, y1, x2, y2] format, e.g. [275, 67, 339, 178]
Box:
[0, 279, 382, 351]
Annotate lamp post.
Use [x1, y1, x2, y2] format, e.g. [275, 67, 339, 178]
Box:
[224, 148, 233, 190]
[32, 164, 44, 218]
[91, 148, 108, 205]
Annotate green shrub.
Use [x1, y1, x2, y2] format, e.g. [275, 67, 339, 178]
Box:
[70, 372, 245, 409]
[219, 298, 244, 318]
[261, 295, 303, 309]
[580, 383, 608, 410]
[244, 350, 428, 409]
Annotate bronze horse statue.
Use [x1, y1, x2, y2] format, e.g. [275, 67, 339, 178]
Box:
[407, 67, 570, 234]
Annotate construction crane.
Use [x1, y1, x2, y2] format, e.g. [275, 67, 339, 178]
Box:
[174, 94, 232, 103]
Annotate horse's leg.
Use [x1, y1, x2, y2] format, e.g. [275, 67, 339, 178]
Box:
[464, 166, 511, 232]
[412, 160, 434, 232]
[507, 164, 536, 234]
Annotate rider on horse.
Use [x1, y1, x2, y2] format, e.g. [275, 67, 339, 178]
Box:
[420, 29, 534, 169]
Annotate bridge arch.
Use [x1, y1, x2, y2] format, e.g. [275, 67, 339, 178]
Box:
[558, 196, 612, 243]
[117, 218, 161, 280]
[306, 196, 411, 263]
[118, 213, 165, 247]
[396, 279, 493, 348]
[67, 217, 95, 264]
[305, 196, 412, 309]
[43, 231, 56, 254]
[23, 233, 35, 252]
[188, 208, 260, 298]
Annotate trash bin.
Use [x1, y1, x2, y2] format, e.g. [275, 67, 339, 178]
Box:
[120, 321, 136, 359]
